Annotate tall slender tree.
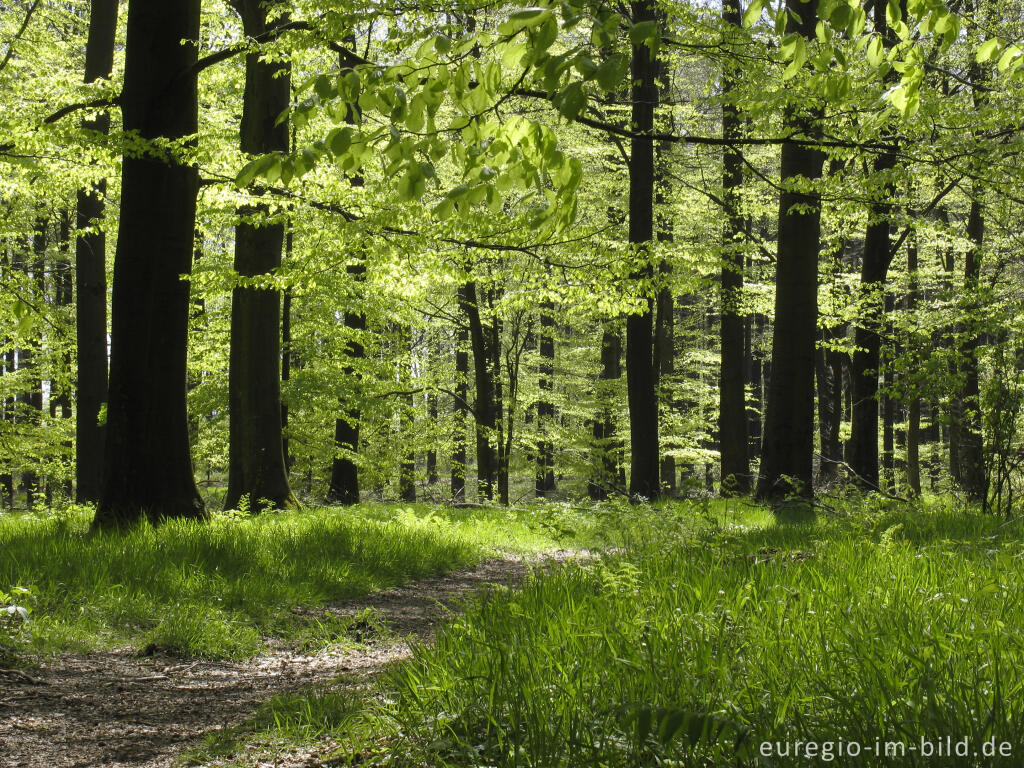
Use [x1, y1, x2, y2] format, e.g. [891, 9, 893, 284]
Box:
[755, 0, 826, 501]
[536, 298, 556, 496]
[224, 0, 297, 512]
[625, 0, 661, 500]
[75, 0, 117, 504]
[846, 0, 901, 490]
[326, 41, 367, 506]
[719, 0, 750, 495]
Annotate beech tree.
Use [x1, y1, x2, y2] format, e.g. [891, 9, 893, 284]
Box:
[94, 0, 206, 527]
[224, 0, 297, 512]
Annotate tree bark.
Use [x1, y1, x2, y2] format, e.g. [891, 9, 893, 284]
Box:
[755, 0, 825, 501]
[719, 0, 750, 495]
[94, 0, 206, 527]
[954, 195, 986, 500]
[451, 321, 469, 501]
[224, 0, 297, 512]
[846, 0, 899, 490]
[625, 0, 660, 501]
[460, 280, 497, 500]
[589, 323, 621, 499]
[326, 40, 366, 506]
[75, 0, 117, 504]
[535, 299, 556, 497]
[905, 230, 921, 495]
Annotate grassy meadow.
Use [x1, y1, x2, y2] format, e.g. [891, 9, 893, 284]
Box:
[0, 503, 592, 659]
[206, 498, 1024, 767]
[5, 497, 1024, 767]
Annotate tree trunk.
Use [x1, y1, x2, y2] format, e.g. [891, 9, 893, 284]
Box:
[589, 323, 621, 499]
[491, 304, 509, 506]
[19, 223, 46, 508]
[94, 0, 206, 527]
[881, 294, 896, 490]
[326, 293, 365, 504]
[905, 231, 921, 495]
[51, 212, 74, 501]
[426, 388, 439, 485]
[535, 299, 556, 497]
[719, 0, 750, 495]
[755, 0, 825, 501]
[846, 0, 899, 490]
[625, 0, 660, 501]
[451, 322, 469, 501]
[75, 0, 117, 504]
[954, 195, 986, 500]
[224, 0, 297, 512]
[326, 41, 366, 506]
[460, 281, 497, 500]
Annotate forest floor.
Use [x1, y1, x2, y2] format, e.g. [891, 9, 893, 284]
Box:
[0, 549, 589, 768]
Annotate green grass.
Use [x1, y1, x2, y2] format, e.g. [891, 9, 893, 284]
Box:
[251, 497, 1024, 767]
[0, 502, 586, 659]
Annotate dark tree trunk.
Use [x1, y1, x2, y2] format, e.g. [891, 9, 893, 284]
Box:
[846, 0, 899, 490]
[94, 0, 206, 527]
[589, 323, 621, 499]
[426, 387, 439, 485]
[19, 223, 46, 508]
[51, 212, 74, 501]
[881, 295, 896, 490]
[755, 0, 825, 501]
[536, 299, 556, 497]
[905, 231, 921, 495]
[224, 0, 296, 512]
[451, 322, 469, 501]
[326, 294, 364, 504]
[816, 324, 844, 483]
[954, 196, 986, 500]
[75, 0, 117, 504]
[460, 281, 497, 500]
[399, 379, 417, 502]
[491, 306, 509, 506]
[719, 0, 749, 495]
[625, 0, 660, 501]
[326, 41, 366, 506]
[281, 283, 292, 470]
[746, 306, 765, 461]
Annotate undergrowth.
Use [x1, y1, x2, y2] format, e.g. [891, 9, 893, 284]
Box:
[243, 497, 1024, 767]
[0, 502, 589, 659]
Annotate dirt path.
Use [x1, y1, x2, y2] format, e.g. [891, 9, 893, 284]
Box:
[0, 550, 589, 768]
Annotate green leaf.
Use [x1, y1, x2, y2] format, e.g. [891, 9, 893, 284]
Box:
[886, 0, 901, 26]
[629, 20, 659, 49]
[553, 81, 587, 119]
[574, 55, 599, 79]
[866, 35, 884, 66]
[397, 166, 425, 201]
[314, 74, 335, 101]
[498, 7, 552, 34]
[825, 73, 850, 100]
[742, 0, 763, 28]
[998, 45, 1021, 72]
[340, 71, 361, 104]
[829, 3, 851, 31]
[976, 38, 1001, 63]
[596, 53, 629, 90]
[432, 197, 455, 220]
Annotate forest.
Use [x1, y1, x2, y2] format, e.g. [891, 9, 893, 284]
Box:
[2, 0, 1024, 765]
